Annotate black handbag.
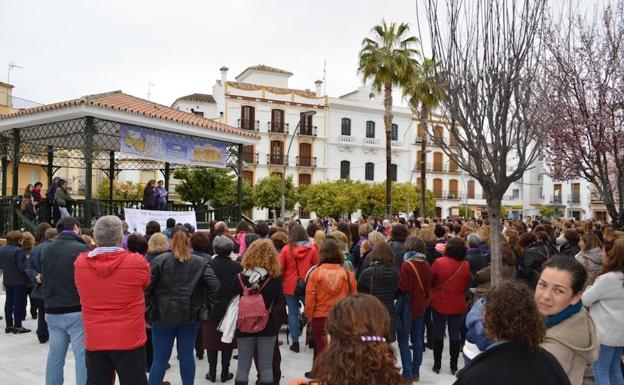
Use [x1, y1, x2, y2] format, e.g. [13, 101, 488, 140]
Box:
[293, 250, 306, 297]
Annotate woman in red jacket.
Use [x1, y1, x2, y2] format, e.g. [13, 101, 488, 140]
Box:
[430, 236, 471, 375]
[278, 224, 319, 353]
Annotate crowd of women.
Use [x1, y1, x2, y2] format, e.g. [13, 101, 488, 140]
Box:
[1, 214, 623, 385]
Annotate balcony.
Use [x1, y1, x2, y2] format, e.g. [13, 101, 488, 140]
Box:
[363, 137, 381, 146]
[296, 156, 317, 167]
[568, 193, 581, 205]
[550, 195, 563, 204]
[433, 190, 461, 200]
[391, 140, 404, 148]
[267, 154, 287, 166]
[242, 151, 258, 165]
[502, 194, 521, 201]
[267, 121, 289, 134]
[299, 126, 317, 137]
[591, 191, 604, 202]
[337, 135, 356, 145]
[237, 119, 259, 131]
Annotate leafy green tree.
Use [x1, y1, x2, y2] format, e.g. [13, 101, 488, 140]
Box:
[221, 179, 254, 211]
[457, 205, 475, 218]
[539, 205, 561, 218]
[253, 175, 297, 219]
[359, 183, 387, 218]
[391, 182, 436, 217]
[173, 167, 234, 207]
[359, 20, 419, 217]
[298, 180, 363, 218]
[96, 180, 144, 201]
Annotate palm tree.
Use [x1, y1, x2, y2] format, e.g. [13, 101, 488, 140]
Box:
[404, 58, 443, 219]
[358, 20, 419, 217]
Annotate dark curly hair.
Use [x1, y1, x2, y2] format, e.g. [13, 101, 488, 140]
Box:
[484, 281, 545, 350]
[313, 294, 402, 385]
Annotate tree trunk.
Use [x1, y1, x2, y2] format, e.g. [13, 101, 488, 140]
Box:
[419, 112, 428, 219]
[487, 198, 503, 285]
[384, 81, 393, 218]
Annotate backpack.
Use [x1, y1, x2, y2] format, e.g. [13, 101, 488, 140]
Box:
[237, 273, 272, 333]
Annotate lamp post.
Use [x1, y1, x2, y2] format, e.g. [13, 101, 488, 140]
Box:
[281, 110, 316, 222]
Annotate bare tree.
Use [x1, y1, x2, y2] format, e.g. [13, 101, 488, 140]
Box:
[541, 3, 624, 227]
[422, 0, 548, 284]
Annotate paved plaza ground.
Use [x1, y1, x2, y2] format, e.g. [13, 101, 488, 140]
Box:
[0, 295, 459, 385]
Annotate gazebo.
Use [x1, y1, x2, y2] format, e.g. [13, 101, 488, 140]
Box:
[0, 91, 259, 233]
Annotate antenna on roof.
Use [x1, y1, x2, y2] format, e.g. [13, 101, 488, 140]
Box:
[7, 62, 24, 85]
[322, 59, 327, 96]
[147, 82, 156, 101]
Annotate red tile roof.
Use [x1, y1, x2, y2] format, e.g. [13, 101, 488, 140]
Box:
[235, 64, 293, 79]
[0, 91, 258, 139]
[173, 93, 216, 104]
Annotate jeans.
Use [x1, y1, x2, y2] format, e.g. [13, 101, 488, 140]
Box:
[236, 335, 277, 383]
[285, 294, 301, 343]
[86, 347, 147, 385]
[4, 285, 26, 328]
[148, 323, 199, 385]
[45, 312, 87, 385]
[157, 201, 167, 211]
[59, 206, 71, 218]
[397, 315, 425, 379]
[593, 345, 624, 385]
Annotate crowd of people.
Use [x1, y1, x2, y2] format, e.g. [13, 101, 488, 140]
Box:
[0, 214, 623, 385]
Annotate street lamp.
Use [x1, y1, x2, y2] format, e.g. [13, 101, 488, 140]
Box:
[280, 110, 316, 222]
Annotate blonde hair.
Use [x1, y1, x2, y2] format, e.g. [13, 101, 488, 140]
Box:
[171, 230, 191, 262]
[21, 231, 35, 253]
[242, 239, 281, 278]
[148, 232, 170, 255]
[328, 230, 349, 252]
[314, 230, 326, 246]
[477, 226, 491, 244]
[367, 231, 386, 248]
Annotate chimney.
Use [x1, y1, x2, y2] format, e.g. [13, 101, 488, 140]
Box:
[220, 66, 229, 84]
[315, 80, 323, 96]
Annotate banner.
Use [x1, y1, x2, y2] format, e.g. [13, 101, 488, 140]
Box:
[124, 208, 198, 235]
[119, 123, 227, 167]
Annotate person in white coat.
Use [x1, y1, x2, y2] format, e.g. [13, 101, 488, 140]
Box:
[582, 237, 624, 385]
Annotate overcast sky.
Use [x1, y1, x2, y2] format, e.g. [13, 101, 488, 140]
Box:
[1, 0, 602, 107]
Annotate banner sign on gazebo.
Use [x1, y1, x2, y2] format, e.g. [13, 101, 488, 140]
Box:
[119, 123, 227, 167]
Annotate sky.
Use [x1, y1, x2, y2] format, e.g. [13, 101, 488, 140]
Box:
[0, 0, 431, 107]
[1, 0, 602, 107]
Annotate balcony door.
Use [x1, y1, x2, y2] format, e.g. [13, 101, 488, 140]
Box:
[270, 141, 284, 165]
[433, 178, 443, 198]
[433, 152, 443, 172]
[271, 109, 284, 132]
[299, 143, 312, 166]
[449, 179, 459, 198]
[467, 180, 475, 199]
[241, 105, 255, 130]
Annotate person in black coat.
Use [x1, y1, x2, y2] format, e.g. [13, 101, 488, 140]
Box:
[559, 229, 581, 258]
[357, 241, 399, 342]
[0, 231, 30, 333]
[517, 232, 550, 290]
[203, 235, 242, 383]
[387, 224, 409, 272]
[454, 281, 570, 385]
[466, 233, 487, 278]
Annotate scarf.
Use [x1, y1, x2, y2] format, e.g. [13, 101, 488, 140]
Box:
[242, 267, 268, 290]
[403, 251, 427, 262]
[544, 300, 583, 328]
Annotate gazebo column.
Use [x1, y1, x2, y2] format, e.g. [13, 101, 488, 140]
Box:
[237, 144, 243, 220]
[10, 128, 20, 230]
[83, 117, 95, 227]
[11, 128, 19, 197]
[47, 146, 54, 188]
[108, 151, 114, 215]
[1, 135, 8, 196]
[164, 162, 170, 209]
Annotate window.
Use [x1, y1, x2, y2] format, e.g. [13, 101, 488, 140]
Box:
[298, 173, 311, 186]
[240, 105, 255, 130]
[242, 145, 255, 164]
[434, 126, 444, 143]
[571, 183, 580, 202]
[512, 189, 520, 199]
[433, 179, 443, 199]
[242, 171, 254, 186]
[298, 143, 312, 166]
[467, 180, 475, 199]
[300, 112, 314, 135]
[365, 162, 375, 181]
[271, 109, 284, 132]
[366, 121, 375, 138]
[340, 161, 350, 179]
[391, 163, 398, 181]
[553, 184, 562, 203]
[391, 124, 398, 141]
[271, 171, 283, 178]
[433, 152, 443, 172]
[270, 141, 284, 165]
[341, 118, 351, 136]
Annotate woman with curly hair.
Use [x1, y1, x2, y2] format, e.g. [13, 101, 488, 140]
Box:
[289, 294, 402, 385]
[455, 281, 571, 385]
[233, 239, 283, 385]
